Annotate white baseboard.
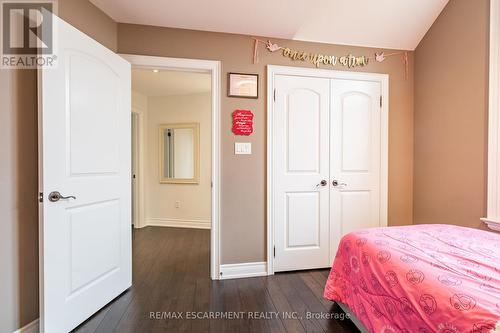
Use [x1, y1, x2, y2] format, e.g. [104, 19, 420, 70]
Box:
[13, 319, 39, 333]
[219, 262, 267, 280]
[480, 218, 500, 232]
[146, 217, 211, 229]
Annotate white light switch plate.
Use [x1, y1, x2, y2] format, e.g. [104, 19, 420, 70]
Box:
[235, 142, 252, 155]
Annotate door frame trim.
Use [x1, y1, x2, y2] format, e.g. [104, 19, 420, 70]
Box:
[131, 106, 145, 229]
[266, 65, 389, 275]
[481, 0, 500, 230]
[120, 54, 222, 280]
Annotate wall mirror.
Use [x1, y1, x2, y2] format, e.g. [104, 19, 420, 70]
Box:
[159, 123, 200, 184]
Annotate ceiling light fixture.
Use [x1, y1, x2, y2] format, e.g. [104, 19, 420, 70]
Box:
[153, 69, 159, 73]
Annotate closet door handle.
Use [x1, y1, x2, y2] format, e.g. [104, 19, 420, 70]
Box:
[332, 180, 347, 187]
[316, 180, 328, 188]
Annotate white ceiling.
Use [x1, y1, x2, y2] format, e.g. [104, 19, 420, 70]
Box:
[132, 69, 211, 97]
[91, 0, 449, 50]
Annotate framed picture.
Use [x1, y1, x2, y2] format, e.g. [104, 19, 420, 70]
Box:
[227, 72, 258, 98]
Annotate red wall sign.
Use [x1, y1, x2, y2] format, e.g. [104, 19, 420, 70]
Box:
[232, 109, 254, 136]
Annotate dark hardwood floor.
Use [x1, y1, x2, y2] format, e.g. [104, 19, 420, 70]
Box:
[72, 227, 359, 333]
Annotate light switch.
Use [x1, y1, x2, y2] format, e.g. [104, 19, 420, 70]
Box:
[235, 142, 252, 155]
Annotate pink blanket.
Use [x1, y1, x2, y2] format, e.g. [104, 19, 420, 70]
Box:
[323, 224, 500, 333]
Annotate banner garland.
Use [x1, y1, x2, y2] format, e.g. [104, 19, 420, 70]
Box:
[251, 38, 409, 79]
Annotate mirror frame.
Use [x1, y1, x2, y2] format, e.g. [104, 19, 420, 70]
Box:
[159, 123, 200, 184]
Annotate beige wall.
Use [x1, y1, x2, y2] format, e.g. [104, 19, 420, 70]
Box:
[145, 93, 212, 223]
[414, 0, 490, 229]
[132, 90, 148, 111]
[117, 24, 416, 263]
[0, 1, 117, 332]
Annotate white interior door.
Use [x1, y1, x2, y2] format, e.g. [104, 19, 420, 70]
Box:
[330, 79, 382, 254]
[273, 75, 331, 272]
[39, 15, 131, 333]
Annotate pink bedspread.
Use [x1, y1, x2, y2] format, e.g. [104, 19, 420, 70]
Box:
[323, 224, 500, 333]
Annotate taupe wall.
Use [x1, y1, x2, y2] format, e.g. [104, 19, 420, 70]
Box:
[0, 1, 117, 331]
[117, 24, 416, 264]
[0, 68, 39, 333]
[414, 0, 490, 228]
[58, 0, 118, 51]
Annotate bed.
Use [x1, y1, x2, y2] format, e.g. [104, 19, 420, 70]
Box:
[323, 224, 500, 333]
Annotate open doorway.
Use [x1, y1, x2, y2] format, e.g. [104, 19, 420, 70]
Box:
[126, 55, 221, 279]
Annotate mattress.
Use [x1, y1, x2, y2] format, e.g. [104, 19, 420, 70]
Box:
[323, 224, 500, 333]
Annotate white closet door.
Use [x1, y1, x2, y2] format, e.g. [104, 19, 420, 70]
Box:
[330, 79, 382, 255]
[273, 75, 331, 272]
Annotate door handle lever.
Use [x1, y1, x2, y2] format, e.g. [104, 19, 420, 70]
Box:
[48, 191, 76, 202]
[332, 180, 347, 187]
[315, 180, 328, 188]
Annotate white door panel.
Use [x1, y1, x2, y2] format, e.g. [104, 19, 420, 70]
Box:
[286, 89, 321, 173]
[286, 192, 320, 247]
[340, 93, 372, 172]
[68, 53, 120, 174]
[274, 75, 330, 272]
[338, 191, 372, 235]
[40, 15, 131, 333]
[330, 79, 381, 254]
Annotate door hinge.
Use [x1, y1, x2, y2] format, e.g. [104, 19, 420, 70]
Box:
[39, 192, 43, 203]
[379, 95, 382, 108]
[273, 89, 276, 102]
[273, 246, 276, 258]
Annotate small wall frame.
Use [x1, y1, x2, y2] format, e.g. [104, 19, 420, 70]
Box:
[227, 72, 259, 98]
